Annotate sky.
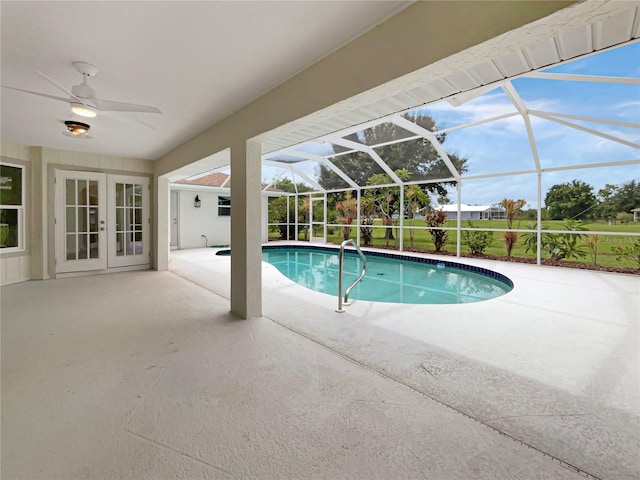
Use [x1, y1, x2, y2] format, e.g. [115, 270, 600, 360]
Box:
[262, 42, 640, 209]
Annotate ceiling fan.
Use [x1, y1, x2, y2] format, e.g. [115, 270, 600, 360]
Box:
[2, 61, 162, 118]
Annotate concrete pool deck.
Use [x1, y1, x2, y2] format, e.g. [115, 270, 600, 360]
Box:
[1, 244, 637, 479]
[169, 245, 639, 480]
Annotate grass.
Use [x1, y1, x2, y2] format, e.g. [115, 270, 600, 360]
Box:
[270, 219, 640, 269]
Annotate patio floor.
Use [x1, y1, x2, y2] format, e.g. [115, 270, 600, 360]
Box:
[1, 245, 638, 479]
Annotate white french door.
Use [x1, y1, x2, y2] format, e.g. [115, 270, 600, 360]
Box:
[56, 171, 107, 273]
[56, 170, 150, 273]
[107, 175, 150, 267]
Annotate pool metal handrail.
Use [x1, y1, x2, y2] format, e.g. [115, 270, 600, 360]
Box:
[336, 239, 366, 313]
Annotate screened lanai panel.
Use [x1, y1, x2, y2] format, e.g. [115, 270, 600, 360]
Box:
[541, 163, 640, 226]
[542, 42, 639, 77]
[461, 174, 539, 210]
[513, 78, 640, 124]
[262, 164, 287, 187]
[408, 88, 517, 132]
[295, 142, 339, 157]
[531, 117, 639, 168]
[327, 151, 387, 186]
[314, 164, 350, 190]
[372, 138, 456, 183]
[343, 122, 417, 147]
[442, 116, 537, 176]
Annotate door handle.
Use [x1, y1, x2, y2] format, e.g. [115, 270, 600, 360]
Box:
[100, 227, 105, 231]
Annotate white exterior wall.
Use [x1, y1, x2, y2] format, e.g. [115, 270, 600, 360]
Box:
[177, 189, 230, 248]
[173, 187, 270, 249]
[1, 139, 154, 285]
[1, 140, 32, 286]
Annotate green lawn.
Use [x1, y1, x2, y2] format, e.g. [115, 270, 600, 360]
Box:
[271, 219, 640, 269]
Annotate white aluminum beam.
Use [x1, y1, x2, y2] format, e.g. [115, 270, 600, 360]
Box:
[289, 164, 326, 192]
[531, 112, 640, 149]
[390, 115, 461, 180]
[280, 149, 359, 189]
[529, 110, 640, 129]
[523, 72, 640, 85]
[331, 137, 403, 184]
[502, 82, 542, 172]
[435, 112, 520, 134]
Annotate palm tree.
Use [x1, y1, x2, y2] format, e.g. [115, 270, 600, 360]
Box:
[500, 198, 526, 258]
[404, 184, 429, 248]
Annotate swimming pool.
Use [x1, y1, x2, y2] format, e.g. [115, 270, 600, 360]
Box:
[219, 245, 513, 305]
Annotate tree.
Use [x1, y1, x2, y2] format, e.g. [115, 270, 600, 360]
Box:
[270, 178, 312, 194]
[598, 180, 640, 219]
[405, 184, 430, 248]
[544, 180, 597, 220]
[364, 170, 409, 246]
[500, 198, 526, 258]
[335, 190, 357, 241]
[317, 113, 468, 195]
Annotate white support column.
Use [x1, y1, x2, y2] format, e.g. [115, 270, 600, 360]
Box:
[356, 188, 361, 246]
[294, 194, 299, 241]
[286, 194, 290, 240]
[537, 172, 542, 266]
[156, 175, 170, 272]
[230, 140, 262, 319]
[323, 193, 328, 242]
[399, 185, 404, 252]
[456, 181, 462, 258]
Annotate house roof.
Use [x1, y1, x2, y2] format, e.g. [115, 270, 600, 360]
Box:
[175, 172, 282, 192]
[175, 172, 230, 188]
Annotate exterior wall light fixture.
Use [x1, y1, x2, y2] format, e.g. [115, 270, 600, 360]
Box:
[194, 195, 201, 208]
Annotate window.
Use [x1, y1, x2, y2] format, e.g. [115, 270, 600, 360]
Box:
[0, 162, 24, 251]
[218, 196, 231, 217]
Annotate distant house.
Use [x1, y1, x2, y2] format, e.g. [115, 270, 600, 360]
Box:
[434, 204, 506, 221]
[632, 207, 640, 222]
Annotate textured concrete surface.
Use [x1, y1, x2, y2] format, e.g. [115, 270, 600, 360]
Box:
[1, 265, 596, 479]
[169, 246, 640, 480]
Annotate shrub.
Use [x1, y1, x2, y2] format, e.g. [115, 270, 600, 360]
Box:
[425, 210, 448, 252]
[462, 221, 493, 255]
[612, 238, 640, 268]
[522, 219, 588, 261]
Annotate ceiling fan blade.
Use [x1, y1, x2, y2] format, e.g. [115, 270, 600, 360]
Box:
[100, 111, 157, 131]
[1, 85, 69, 103]
[35, 69, 88, 106]
[93, 98, 162, 114]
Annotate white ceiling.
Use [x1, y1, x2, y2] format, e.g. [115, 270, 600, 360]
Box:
[0, 1, 409, 160]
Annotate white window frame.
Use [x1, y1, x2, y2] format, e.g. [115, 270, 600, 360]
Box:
[0, 161, 25, 253]
[218, 195, 231, 217]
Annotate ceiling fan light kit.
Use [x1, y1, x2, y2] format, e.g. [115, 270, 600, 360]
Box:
[64, 120, 90, 136]
[1, 60, 162, 135]
[70, 102, 97, 118]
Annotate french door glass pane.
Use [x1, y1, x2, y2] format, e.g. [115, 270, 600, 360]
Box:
[116, 233, 124, 256]
[114, 183, 143, 257]
[89, 208, 98, 232]
[89, 234, 99, 258]
[66, 180, 75, 205]
[116, 183, 124, 206]
[89, 181, 98, 205]
[66, 234, 76, 260]
[78, 234, 88, 259]
[78, 207, 88, 232]
[66, 207, 76, 233]
[78, 180, 87, 205]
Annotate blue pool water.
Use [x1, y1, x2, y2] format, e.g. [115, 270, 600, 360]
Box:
[221, 246, 513, 305]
